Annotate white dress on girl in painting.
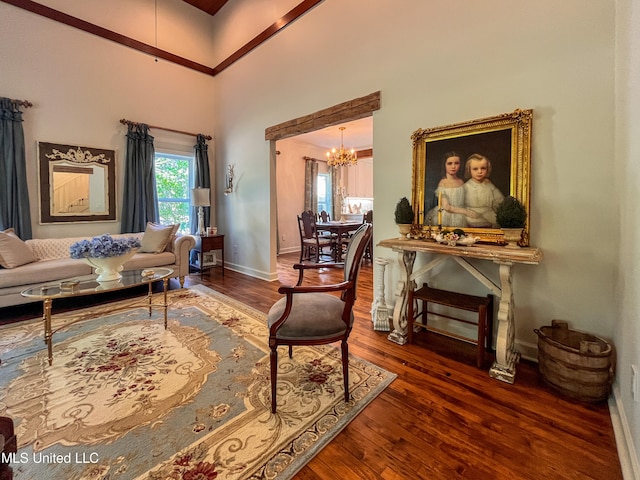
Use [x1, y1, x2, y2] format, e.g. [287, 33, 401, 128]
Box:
[463, 179, 504, 227]
[436, 185, 467, 227]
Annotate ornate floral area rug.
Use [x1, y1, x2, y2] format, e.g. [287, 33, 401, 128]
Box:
[0, 285, 395, 480]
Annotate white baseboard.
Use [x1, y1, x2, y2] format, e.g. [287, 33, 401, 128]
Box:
[609, 384, 640, 480]
[221, 262, 278, 282]
[516, 339, 539, 362]
[278, 246, 299, 255]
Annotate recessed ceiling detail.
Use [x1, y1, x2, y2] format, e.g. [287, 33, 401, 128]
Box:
[181, 0, 230, 16]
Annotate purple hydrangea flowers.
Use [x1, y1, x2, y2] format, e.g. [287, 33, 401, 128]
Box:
[69, 234, 141, 259]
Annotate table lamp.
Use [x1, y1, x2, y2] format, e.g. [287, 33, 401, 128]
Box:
[191, 187, 210, 236]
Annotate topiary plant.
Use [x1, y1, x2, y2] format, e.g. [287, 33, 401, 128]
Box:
[496, 196, 527, 228]
[394, 197, 415, 224]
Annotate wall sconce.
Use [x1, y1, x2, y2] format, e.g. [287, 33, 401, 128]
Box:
[191, 187, 210, 236]
[224, 164, 235, 195]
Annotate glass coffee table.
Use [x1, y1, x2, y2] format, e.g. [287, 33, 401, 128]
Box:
[21, 268, 173, 365]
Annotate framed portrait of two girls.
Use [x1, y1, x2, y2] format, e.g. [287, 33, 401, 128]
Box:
[410, 109, 532, 245]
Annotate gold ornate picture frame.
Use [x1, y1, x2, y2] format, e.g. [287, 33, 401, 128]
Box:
[411, 109, 532, 245]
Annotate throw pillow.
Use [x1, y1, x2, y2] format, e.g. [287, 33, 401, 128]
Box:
[139, 223, 179, 253]
[0, 228, 37, 269]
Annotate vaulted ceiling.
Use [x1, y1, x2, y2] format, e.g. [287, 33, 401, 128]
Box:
[1, 0, 323, 77]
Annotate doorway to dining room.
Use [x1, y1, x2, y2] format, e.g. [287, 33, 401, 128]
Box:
[266, 91, 380, 273]
[272, 114, 374, 258]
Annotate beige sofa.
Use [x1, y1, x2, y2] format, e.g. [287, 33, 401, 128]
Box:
[0, 232, 195, 308]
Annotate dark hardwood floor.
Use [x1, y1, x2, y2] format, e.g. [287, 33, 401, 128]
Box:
[1, 254, 623, 479]
[189, 253, 622, 480]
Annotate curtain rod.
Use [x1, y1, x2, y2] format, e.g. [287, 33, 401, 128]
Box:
[7, 98, 33, 108]
[119, 118, 212, 140]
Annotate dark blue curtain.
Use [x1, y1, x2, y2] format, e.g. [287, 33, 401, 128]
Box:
[120, 123, 158, 233]
[190, 134, 211, 234]
[0, 98, 32, 239]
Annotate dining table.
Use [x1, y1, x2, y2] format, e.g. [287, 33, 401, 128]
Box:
[315, 220, 363, 261]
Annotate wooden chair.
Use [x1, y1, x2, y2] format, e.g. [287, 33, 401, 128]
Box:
[267, 223, 373, 413]
[317, 209, 342, 255]
[298, 211, 333, 262]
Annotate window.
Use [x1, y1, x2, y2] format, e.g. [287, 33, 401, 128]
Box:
[155, 152, 194, 234]
[317, 173, 332, 215]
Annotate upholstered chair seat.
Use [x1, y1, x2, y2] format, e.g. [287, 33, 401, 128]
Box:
[268, 293, 354, 341]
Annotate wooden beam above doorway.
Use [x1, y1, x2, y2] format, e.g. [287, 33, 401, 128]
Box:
[265, 91, 381, 141]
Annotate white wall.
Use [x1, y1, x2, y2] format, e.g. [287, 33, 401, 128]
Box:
[212, 0, 616, 334]
[0, 1, 216, 239]
[614, 0, 640, 475]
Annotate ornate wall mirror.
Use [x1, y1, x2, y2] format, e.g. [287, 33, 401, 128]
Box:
[38, 142, 116, 223]
[411, 109, 532, 245]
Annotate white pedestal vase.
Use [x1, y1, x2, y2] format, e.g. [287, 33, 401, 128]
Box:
[83, 249, 137, 282]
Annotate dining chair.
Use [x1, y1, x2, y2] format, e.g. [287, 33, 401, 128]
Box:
[319, 210, 330, 222]
[298, 211, 333, 262]
[267, 223, 373, 413]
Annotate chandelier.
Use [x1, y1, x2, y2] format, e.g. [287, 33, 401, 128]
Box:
[326, 127, 357, 167]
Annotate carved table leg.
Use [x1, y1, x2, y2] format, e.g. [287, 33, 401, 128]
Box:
[371, 257, 391, 331]
[387, 250, 416, 345]
[489, 261, 520, 383]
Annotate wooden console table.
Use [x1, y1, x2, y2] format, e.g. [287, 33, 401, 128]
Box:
[377, 238, 542, 384]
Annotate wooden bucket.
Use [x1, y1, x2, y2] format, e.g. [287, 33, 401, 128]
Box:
[534, 320, 614, 402]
